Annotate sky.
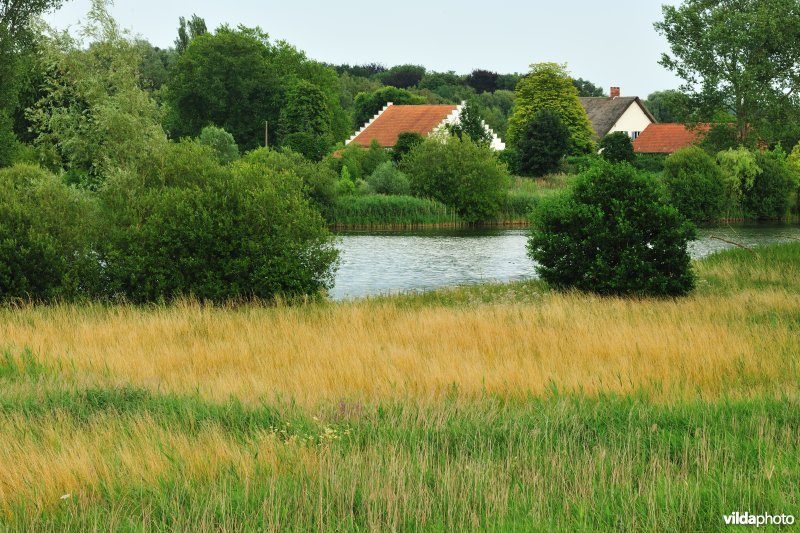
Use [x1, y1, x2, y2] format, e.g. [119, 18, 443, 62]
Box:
[45, 0, 683, 98]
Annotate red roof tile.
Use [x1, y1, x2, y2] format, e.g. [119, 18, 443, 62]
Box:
[633, 123, 712, 154]
[349, 104, 458, 148]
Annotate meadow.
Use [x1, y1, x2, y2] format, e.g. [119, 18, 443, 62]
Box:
[0, 243, 798, 530]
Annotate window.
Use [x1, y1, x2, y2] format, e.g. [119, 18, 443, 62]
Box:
[630, 131, 641, 140]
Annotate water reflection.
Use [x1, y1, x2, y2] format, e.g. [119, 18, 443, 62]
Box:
[330, 225, 800, 300]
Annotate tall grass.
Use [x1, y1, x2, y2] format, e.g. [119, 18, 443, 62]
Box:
[1, 243, 798, 529]
[330, 195, 461, 228]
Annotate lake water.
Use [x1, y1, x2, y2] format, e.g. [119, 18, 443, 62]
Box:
[329, 225, 800, 300]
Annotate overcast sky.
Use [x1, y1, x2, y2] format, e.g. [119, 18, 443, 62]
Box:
[45, 0, 683, 98]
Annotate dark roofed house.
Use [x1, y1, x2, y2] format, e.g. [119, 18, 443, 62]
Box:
[346, 102, 505, 151]
[579, 87, 656, 141]
[633, 123, 711, 154]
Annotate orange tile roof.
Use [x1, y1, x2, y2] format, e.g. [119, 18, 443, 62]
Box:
[633, 123, 711, 154]
[349, 104, 458, 148]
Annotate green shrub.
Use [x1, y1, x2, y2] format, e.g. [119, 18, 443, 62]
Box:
[402, 137, 509, 222]
[393, 132, 424, 162]
[528, 161, 696, 297]
[662, 147, 726, 221]
[361, 139, 391, 175]
[516, 109, 570, 177]
[242, 148, 337, 217]
[599, 132, 635, 164]
[633, 153, 667, 173]
[367, 162, 411, 196]
[502, 190, 540, 220]
[198, 126, 239, 164]
[0, 164, 101, 302]
[330, 195, 460, 226]
[98, 155, 338, 303]
[743, 149, 797, 220]
[498, 148, 520, 175]
[279, 132, 330, 161]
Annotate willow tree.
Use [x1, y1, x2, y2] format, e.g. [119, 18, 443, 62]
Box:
[507, 63, 595, 155]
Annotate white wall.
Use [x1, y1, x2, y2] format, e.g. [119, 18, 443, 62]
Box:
[609, 102, 653, 140]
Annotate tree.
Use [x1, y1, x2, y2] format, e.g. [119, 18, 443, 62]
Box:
[743, 148, 797, 220]
[449, 100, 491, 146]
[402, 137, 509, 222]
[507, 63, 595, 155]
[663, 147, 727, 222]
[28, 4, 167, 187]
[572, 78, 604, 97]
[528, 161, 697, 297]
[599, 132, 635, 164]
[278, 80, 332, 159]
[198, 125, 239, 164]
[353, 86, 426, 127]
[367, 161, 410, 196]
[379, 64, 426, 89]
[392, 132, 424, 162]
[466, 69, 499, 93]
[516, 109, 570, 177]
[174, 14, 207, 54]
[644, 90, 691, 123]
[656, 0, 800, 142]
[717, 147, 761, 213]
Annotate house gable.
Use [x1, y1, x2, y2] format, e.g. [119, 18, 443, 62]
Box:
[579, 94, 656, 140]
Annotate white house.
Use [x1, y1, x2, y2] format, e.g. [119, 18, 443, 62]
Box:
[346, 102, 505, 151]
[579, 87, 656, 141]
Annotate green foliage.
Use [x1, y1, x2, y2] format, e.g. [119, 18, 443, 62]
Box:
[353, 87, 426, 127]
[402, 137, 509, 222]
[0, 111, 20, 167]
[644, 90, 690, 123]
[198, 126, 239, 164]
[98, 145, 338, 303]
[336, 166, 357, 196]
[699, 124, 740, 154]
[507, 63, 595, 155]
[561, 154, 601, 175]
[571, 78, 604, 97]
[278, 80, 333, 159]
[0, 164, 100, 301]
[367, 162, 411, 196]
[329, 195, 459, 226]
[449, 100, 491, 146]
[242, 148, 338, 217]
[378, 64, 426, 89]
[599, 132, 635, 164]
[633, 153, 667, 173]
[361, 140, 390, 176]
[472, 90, 514, 138]
[663, 147, 726, 222]
[392, 132, 424, 163]
[28, 9, 167, 188]
[656, 0, 800, 142]
[743, 149, 797, 220]
[716, 147, 760, 211]
[174, 14, 207, 54]
[517, 109, 570, 177]
[529, 161, 696, 297]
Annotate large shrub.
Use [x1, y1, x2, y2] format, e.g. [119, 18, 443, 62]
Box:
[367, 162, 411, 196]
[528, 161, 697, 297]
[393, 132, 425, 162]
[743, 149, 797, 220]
[516, 109, 570, 177]
[243, 148, 338, 218]
[599, 132, 635, 164]
[98, 148, 338, 303]
[198, 125, 239, 164]
[662, 147, 726, 221]
[0, 164, 101, 302]
[402, 137, 509, 223]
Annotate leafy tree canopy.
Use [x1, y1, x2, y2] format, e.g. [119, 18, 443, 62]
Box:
[507, 63, 595, 155]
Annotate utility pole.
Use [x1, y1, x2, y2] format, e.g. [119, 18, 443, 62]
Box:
[265, 121, 269, 148]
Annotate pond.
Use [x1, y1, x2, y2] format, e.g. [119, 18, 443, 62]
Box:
[328, 225, 800, 300]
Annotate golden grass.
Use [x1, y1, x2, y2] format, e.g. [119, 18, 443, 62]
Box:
[1, 287, 797, 405]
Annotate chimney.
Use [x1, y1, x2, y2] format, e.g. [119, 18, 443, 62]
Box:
[610, 86, 621, 98]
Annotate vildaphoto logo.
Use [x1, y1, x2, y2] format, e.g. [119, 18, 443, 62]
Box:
[723, 512, 795, 527]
